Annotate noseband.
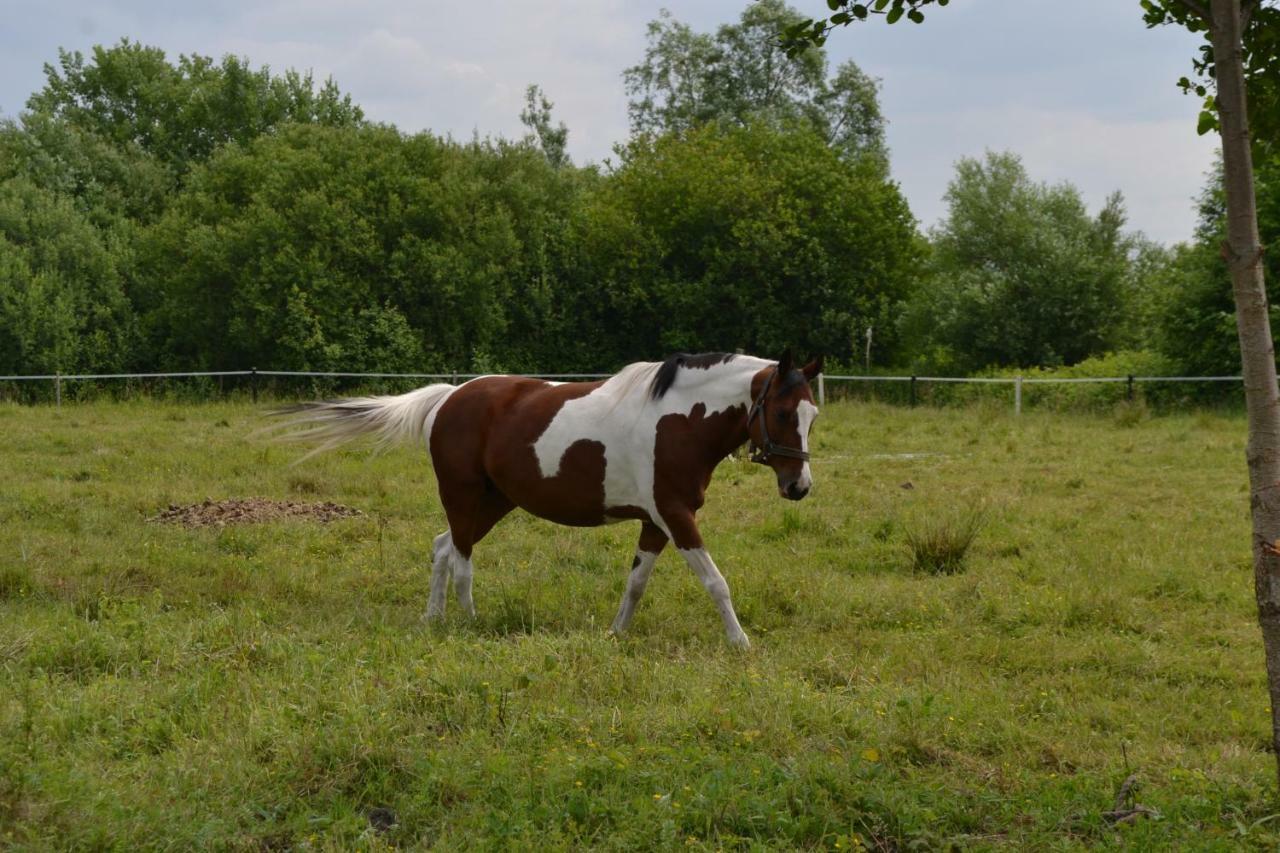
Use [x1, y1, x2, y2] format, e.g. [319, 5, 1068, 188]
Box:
[746, 368, 811, 465]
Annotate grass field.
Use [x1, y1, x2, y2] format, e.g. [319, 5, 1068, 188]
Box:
[1, 397, 1276, 849]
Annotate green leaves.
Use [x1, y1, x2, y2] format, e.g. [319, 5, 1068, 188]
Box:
[781, 0, 941, 52]
[1197, 108, 1217, 136]
[25, 40, 363, 176]
[604, 122, 918, 363]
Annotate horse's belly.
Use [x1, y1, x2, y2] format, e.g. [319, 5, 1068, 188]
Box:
[488, 437, 614, 527]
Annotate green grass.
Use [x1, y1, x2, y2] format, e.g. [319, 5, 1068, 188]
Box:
[0, 398, 1276, 849]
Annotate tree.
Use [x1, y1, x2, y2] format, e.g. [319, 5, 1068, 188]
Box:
[0, 112, 171, 227]
[27, 40, 363, 176]
[519, 85, 570, 170]
[134, 124, 596, 373]
[784, 0, 1280, 789]
[590, 121, 919, 363]
[910, 152, 1130, 371]
[1150, 156, 1280, 377]
[626, 1, 887, 163]
[0, 178, 136, 375]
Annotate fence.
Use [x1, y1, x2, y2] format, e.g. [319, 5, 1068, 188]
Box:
[0, 368, 1248, 413]
[816, 373, 1244, 413]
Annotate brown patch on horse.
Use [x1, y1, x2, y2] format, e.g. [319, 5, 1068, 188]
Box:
[637, 520, 669, 554]
[653, 401, 751, 548]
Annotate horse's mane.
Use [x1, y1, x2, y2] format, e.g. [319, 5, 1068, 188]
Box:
[648, 353, 738, 400]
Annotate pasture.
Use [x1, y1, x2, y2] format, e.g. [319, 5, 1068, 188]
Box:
[0, 398, 1275, 849]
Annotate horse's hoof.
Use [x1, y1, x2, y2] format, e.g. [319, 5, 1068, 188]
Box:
[728, 631, 751, 650]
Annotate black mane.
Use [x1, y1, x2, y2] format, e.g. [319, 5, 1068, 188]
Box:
[648, 352, 738, 400]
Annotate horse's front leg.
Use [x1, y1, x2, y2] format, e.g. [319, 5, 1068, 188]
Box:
[663, 511, 750, 649]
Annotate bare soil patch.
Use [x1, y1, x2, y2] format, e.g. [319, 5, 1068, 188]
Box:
[148, 498, 364, 528]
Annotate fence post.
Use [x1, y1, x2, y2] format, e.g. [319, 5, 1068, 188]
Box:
[909, 375, 917, 407]
[817, 372, 825, 406]
[1014, 375, 1023, 416]
[55, 372, 61, 409]
[1127, 374, 1135, 401]
[251, 367, 258, 403]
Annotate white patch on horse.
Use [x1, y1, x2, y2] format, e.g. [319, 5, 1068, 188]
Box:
[796, 399, 818, 493]
[531, 357, 769, 524]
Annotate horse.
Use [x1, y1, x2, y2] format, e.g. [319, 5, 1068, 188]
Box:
[277, 351, 822, 647]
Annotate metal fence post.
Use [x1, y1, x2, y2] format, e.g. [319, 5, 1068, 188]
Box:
[909, 375, 917, 407]
[1015, 375, 1023, 416]
[251, 367, 258, 403]
[817, 373, 825, 406]
[55, 372, 61, 408]
[1127, 374, 1135, 401]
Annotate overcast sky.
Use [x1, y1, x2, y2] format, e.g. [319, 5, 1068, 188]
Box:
[1, 0, 1218, 244]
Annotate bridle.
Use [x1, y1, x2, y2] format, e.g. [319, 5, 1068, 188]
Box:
[746, 367, 811, 465]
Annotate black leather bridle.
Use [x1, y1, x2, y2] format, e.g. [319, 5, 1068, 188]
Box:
[746, 367, 811, 465]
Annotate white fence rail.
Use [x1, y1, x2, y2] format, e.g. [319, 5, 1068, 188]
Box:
[0, 369, 1247, 413]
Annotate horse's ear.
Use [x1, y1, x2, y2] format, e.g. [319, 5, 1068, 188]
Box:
[776, 349, 794, 376]
[802, 355, 825, 380]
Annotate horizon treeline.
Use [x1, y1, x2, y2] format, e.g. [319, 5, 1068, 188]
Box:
[1, 2, 1276, 379]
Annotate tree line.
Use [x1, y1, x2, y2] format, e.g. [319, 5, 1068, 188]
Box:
[0, 1, 1273, 378]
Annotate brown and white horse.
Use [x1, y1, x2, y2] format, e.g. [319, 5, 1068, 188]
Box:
[280, 351, 822, 647]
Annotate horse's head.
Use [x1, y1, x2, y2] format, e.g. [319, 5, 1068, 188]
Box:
[747, 351, 823, 501]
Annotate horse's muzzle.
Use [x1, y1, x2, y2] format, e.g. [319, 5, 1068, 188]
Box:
[781, 481, 810, 501]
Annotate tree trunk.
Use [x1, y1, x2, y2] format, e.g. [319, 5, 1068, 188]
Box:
[1210, 0, 1280, 790]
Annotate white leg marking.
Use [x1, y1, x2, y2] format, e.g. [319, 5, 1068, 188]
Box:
[452, 551, 476, 618]
[678, 547, 750, 648]
[611, 549, 660, 635]
[427, 530, 452, 620]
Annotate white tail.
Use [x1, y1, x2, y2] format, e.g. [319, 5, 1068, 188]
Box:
[271, 383, 456, 460]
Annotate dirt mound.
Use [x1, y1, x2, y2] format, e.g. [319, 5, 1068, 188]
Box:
[148, 498, 364, 528]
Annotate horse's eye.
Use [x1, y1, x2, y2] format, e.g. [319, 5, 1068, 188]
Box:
[775, 410, 789, 424]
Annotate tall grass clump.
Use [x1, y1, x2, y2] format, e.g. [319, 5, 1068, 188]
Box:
[903, 509, 985, 575]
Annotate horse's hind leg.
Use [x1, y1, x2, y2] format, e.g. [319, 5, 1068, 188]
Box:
[437, 488, 514, 619]
[427, 531, 454, 620]
[611, 522, 669, 635]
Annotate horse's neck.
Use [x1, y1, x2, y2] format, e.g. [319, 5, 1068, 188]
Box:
[673, 358, 762, 457]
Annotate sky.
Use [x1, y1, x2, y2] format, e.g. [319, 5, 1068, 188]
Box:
[0, 0, 1219, 245]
